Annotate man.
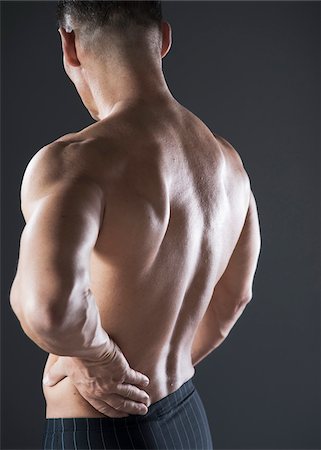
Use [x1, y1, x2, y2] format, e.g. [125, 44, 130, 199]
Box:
[9, 1, 261, 449]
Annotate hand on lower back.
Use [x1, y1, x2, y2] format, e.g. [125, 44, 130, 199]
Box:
[42, 339, 151, 418]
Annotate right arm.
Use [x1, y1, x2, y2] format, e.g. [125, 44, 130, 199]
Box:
[191, 189, 261, 366]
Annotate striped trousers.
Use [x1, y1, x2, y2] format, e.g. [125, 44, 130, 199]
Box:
[42, 377, 214, 449]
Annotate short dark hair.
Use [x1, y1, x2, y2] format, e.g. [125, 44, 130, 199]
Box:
[56, 1, 163, 33]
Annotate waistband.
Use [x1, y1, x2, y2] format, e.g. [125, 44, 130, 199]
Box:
[44, 376, 195, 431]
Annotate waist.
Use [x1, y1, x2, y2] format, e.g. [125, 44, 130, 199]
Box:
[43, 353, 195, 419]
[44, 376, 196, 431]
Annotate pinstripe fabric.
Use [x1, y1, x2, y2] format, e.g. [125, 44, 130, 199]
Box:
[42, 377, 214, 449]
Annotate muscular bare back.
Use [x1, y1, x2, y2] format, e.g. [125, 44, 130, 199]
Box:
[31, 99, 253, 418]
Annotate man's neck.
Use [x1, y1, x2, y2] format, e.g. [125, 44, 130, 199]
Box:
[85, 60, 173, 121]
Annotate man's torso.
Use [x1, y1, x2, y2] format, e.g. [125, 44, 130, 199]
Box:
[35, 100, 250, 417]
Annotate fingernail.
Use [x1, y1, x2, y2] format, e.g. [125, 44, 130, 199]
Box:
[143, 378, 149, 386]
[140, 405, 148, 414]
[42, 375, 49, 385]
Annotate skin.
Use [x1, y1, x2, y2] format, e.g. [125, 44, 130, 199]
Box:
[9, 19, 261, 419]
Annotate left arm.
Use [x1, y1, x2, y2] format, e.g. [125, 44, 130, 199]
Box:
[9, 144, 110, 360]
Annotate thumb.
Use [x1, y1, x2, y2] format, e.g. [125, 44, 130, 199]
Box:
[42, 358, 67, 387]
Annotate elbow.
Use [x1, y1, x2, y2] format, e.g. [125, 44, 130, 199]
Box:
[9, 279, 23, 318]
[22, 300, 69, 335]
[16, 307, 61, 337]
[25, 308, 64, 334]
[233, 290, 253, 312]
[10, 291, 68, 335]
[240, 290, 253, 304]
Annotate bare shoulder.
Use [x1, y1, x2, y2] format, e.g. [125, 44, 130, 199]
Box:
[212, 132, 246, 169]
[211, 131, 251, 194]
[20, 135, 101, 219]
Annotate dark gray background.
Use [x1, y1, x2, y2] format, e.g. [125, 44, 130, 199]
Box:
[1, 1, 320, 449]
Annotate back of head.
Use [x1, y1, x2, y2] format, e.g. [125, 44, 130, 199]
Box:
[56, 1, 163, 58]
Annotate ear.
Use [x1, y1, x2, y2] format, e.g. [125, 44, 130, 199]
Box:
[58, 27, 81, 67]
[160, 21, 172, 59]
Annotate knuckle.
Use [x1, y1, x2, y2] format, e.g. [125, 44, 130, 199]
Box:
[142, 393, 149, 402]
[124, 385, 133, 397]
[128, 400, 142, 412]
[135, 403, 146, 414]
[122, 398, 130, 410]
[118, 370, 128, 383]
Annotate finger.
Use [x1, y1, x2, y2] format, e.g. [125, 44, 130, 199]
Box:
[125, 368, 150, 388]
[115, 383, 150, 406]
[43, 359, 67, 387]
[107, 393, 148, 416]
[88, 398, 129, 418]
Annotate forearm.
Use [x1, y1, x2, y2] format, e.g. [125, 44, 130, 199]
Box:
[191, 295, 250, 367]
[191, 315, 225, 367]
[11, 286, 112, 361]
